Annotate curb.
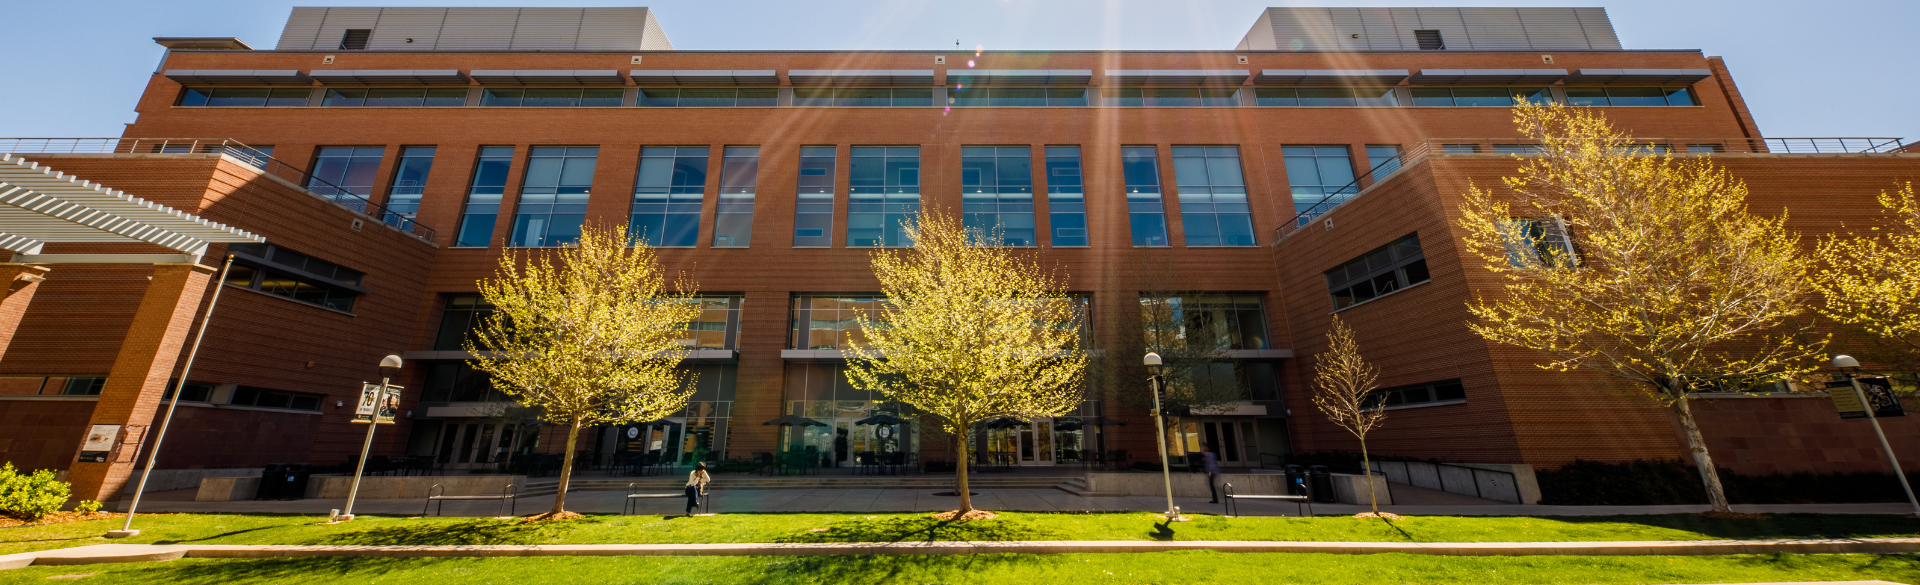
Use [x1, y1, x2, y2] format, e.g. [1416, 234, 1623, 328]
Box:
[4, 538, 1920, 568]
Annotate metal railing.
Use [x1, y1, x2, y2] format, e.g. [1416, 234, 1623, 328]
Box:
[1275, 136, 1908, 243]
[0, 138, 436, 241]
[1368, 460, 1523, 504]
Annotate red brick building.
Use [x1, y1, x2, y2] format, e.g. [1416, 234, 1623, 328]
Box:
[1, 6, 1913, 502]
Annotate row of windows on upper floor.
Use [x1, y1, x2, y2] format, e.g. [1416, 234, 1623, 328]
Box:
[298, 142, 1404, 251]
[175, 85, 1701, 109]
[435, 293, 1269, 354]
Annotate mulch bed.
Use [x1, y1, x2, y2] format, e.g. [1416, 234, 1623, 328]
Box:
[931, 510, 1000, 521]
[0, 511, 122, 529]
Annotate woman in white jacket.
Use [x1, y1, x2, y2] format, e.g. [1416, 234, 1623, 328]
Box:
[684, 461, 711, 516]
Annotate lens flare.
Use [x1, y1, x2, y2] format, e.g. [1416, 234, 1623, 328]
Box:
[967, 60, 975, 68]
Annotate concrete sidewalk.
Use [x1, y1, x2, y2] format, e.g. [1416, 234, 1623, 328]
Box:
[7, 537, 1920, 570]
[112, 486, 1920, 517]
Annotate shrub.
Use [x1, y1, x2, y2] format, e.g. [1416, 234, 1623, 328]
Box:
[0, 463, 72, 521]
[1536, 459, 1920, 506]
[75, 500, 102, 514]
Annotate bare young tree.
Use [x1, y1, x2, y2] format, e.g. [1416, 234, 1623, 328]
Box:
[467, 223, 702, 519]
[1310, 315, 1388, 517]
[1458, 102, 1825, 513]
[844, 211, 1089, 518]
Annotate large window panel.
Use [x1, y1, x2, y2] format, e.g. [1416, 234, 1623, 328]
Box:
[482, 88, 623, 107]
[454, 146, 514, 248]
[1045, 146, 1087, 246]
[961, 146, 1036, 246]
[383, 146, 434, 227]
[1255, 87, 1397, 107]
[226, 242, 367, 312]
[789, 294, 891, 350]
[847, 147, 920, 247]
[630, 146, 708, 248]
[307, 146, 383, 204]
[793, 87, 933, 107]
[1138, 294, 1270, 350]
[324, 87, 467, 107]
[793, 146, 837, 247]
[1282, 146, 1357, 215]
[435, 294, 495, 351]
[947, 87, 1087, 107]
[178, 87, 310, 107]
[509, 146, 597, 248]
[1410, 87, 1551, 107]
[1326, 234, 1430, 310]
[1172, 146, 1254, 246]
[637, 87, 778, 107]
[713, 147, 759, 247]
[1123, 147, 1169, 247]
[1565, 86, 1696, 107]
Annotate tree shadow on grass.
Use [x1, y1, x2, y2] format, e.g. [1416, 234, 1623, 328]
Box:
[774, 516, 1065, 543]
[1544, 513, 1920, 540]
[741, 553, 1055, 585]
[1730, 551, 1920, 577]
[154, 525, 287, 544]
[319, 517, 593, 546]
[74, 557, 439, 585]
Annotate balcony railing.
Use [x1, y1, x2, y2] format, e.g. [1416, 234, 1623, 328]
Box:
[1275, 136, 1908, 243]
[0, 138, 436, 242]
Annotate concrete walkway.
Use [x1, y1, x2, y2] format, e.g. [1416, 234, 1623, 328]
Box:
[7, 538, 1920, 570]
[114, 486, 1920, 517]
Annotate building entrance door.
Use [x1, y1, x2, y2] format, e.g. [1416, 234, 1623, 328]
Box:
[983, 419, 1058, 466]
[1194, 419, 1259, 467]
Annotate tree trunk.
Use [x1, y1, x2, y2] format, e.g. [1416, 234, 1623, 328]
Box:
[1671, 391, 1732, 512]
[552, 416, 582, 515]
[1360, 437, 1379, 516]
[955, 426, 974, 512]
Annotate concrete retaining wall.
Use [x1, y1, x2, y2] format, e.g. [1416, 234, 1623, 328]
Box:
[124, 468, 259, 494]
[1085, 472, 1284, 498]
[194, 477, 261, 502]
[304, 475, 526, 499]
[1329, 473, 1393, 506]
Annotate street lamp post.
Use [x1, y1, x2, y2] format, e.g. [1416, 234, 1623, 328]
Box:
[339, 354, 403, 522]
[1833, 355, 1920, 517]
[1143, 352, 1186, 522]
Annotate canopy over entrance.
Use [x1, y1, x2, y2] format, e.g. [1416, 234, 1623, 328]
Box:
[0, 154, 261, 264]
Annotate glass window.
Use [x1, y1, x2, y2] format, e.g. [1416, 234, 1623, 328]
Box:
[1364, 379, 1467, 409]
[308, 146, 383, 204]
[1326, 234, 1430, 310]
[1045, 146, 1087, 247]
[59, 377, 107, 396]
[481, 88, 622, 107]
[946, 87, 1086, 107]
[229, 386, 324, 411]
[1123, 146, 1168, 247]
[1282, 146, 1356, 216]
[435, 294, 496, 351]
[794, 146, 838, 247]
[1257, 87, 1397, 107]
[509, 146, 597, 248]
[1138, 294, 1270, 350]
[321, 87, 466, 107]
[636, 87, 778, 107]
[629, 147, 708, 248]
[961, 146, 1036, 246]
[179, 87, 310, 107]
[847, 146, 920, 247]
[789, 294, 891, 350]
[1566, 87, 1696, 107]
[1171, 146, 1253, 247]
[714, 147, 759, 247]
[676, 296, 744, 349]
[792, 87, 932, 107]
[383, 146, 434, 228]
[1412, 87, 1551, 107]
[226, 243, 366, 312]
[1499, 217, 1579, 268]
[455, 146, 514, 248]
[1366, 145, 1402, 177]
[1108, 87, 1239, 107]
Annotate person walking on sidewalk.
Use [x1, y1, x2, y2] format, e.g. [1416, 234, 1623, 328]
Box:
[1203, 443, 1222, 503]
[685, 462, 711, 516]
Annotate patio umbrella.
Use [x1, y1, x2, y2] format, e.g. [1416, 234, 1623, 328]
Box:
[853, 413, 910, 426]
[762, 414, 830, 427]
[636, 419, 682, 428]
[983, 417, 1030, 429]
[1054, 416, 1124, 431]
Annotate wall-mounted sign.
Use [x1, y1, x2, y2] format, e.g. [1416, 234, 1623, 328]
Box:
[877, 426, 893, 439]
[352, 383, 403, 424]
[77, 424, 120, 463]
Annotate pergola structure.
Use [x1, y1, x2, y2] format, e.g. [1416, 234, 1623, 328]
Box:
[0, 153, 261, 501]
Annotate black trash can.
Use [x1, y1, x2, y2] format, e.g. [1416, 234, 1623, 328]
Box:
[254, 464, 287, 500]
[1308, 465, 1336, 503]
[1283, 464, 1308, 497]
[282, 463, 312, 500]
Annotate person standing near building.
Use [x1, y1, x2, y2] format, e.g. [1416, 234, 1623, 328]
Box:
[1203, 443, 1222, 503]
[685, 461, 711, 516]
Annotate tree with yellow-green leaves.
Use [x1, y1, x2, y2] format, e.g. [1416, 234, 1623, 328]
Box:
[1458, 102, 1826, 513]
[1813, 183, 1920, 370]
[1310, 315, 1388, 517]
[467, 223, 702, 519]
[844, 211, 1089, 517]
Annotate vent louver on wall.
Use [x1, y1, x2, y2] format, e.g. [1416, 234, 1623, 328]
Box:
[1414, 30, 1445, 50]
[339, 29, 371, 50]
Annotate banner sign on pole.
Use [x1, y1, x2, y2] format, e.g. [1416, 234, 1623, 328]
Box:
[352, 383, 404, 424]
[1826, 377, 1907, 419]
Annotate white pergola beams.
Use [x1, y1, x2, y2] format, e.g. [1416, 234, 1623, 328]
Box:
[0, 155, 261, 264]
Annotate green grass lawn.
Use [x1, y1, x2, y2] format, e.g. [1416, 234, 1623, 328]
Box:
[3, 512, 1915, 557]
[4, 552, 1919, 584]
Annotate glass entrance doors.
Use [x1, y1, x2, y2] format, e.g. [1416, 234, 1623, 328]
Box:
[981, 419, 1059, 466]
[1175, 418, 1261, 467]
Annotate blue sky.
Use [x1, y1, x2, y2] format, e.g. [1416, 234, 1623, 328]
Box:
[0, 0, 1911, 142]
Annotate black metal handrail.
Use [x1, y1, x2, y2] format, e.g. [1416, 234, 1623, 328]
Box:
[1369, 460, 1523, 504]
[1275, 136, 1907, 244]
[0, 138, 437, 242]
